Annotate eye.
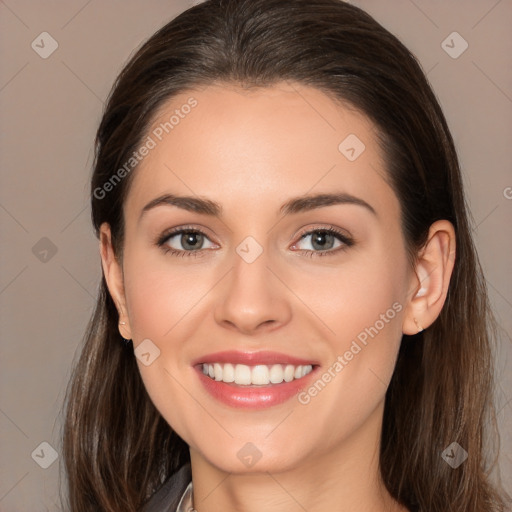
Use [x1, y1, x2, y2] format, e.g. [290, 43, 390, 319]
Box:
[156, 225, 354, 258]
[157, 227, 217, 257]
[291, 227, 354, 257]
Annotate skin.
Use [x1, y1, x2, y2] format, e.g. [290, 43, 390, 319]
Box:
[100, 82, 455, 512]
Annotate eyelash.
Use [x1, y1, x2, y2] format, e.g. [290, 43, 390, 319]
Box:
[156, 225, 355, 258]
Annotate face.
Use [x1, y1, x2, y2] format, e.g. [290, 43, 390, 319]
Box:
[104, 82, 418, 474]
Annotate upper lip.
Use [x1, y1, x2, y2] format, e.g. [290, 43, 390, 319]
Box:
[192, 350, 318, 367]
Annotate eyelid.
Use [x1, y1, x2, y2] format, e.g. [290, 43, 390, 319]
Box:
[156, 224, 217, 245]
[293, 224, 353, 242]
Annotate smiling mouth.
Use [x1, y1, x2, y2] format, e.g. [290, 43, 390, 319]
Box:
[201, 362, 314, 386]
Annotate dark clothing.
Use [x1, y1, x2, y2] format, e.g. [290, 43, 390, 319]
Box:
[141, 463, 192, 512]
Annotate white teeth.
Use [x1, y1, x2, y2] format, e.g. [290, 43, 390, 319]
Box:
[202, 362, 313, 385]
[269, 364, 284, 384]
[223, 363, 235, 382]
[234, 364, 252, 385]
[213, 363, 223, 381]
[251, 365, 270, 385]
[284, 364, 295, 382]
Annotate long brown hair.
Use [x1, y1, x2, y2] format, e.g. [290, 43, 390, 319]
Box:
[62, 0, 509, 510]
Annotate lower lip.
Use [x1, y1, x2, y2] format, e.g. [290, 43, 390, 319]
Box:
[195, 366, 318, 409]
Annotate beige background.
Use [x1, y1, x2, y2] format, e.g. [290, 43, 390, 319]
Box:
[0, 0, 510, 509]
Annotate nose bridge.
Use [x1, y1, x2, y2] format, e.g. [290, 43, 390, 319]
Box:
[214, 239, 291, 334]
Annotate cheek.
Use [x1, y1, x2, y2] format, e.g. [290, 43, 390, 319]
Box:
[121, 253, 212, 438]
[290, 244, 408, 419]
[122, 251, 211, 344]
[294, 242, 407, 347]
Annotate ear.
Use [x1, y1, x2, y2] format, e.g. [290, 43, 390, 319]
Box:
[99, 222, 132, 340]
[402, 220, 456, 335]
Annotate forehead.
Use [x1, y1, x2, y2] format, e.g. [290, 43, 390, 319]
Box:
[124, 82, 398, 222]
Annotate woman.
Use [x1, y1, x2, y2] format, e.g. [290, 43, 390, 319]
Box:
[62, 0, 509, 510]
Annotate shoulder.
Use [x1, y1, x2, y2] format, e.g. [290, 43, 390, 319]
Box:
[140, 463, 192, 512]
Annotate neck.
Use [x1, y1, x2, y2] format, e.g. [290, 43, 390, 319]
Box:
[188, 402, 408, 512]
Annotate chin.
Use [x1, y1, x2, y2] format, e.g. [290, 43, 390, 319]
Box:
[194, 438, 309, 475]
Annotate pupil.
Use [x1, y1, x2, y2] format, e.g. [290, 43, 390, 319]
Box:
[182, 232, 202, 250]
[312, 231, 334, 250]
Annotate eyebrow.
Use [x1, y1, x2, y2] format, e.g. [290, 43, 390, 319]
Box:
[139, 191, 377, 221]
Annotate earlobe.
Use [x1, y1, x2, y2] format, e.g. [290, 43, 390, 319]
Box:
[99, 223, 133, 340]
[402, 220, 456, 335]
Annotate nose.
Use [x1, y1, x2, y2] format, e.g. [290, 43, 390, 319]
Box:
[214, 250, 292, 335]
